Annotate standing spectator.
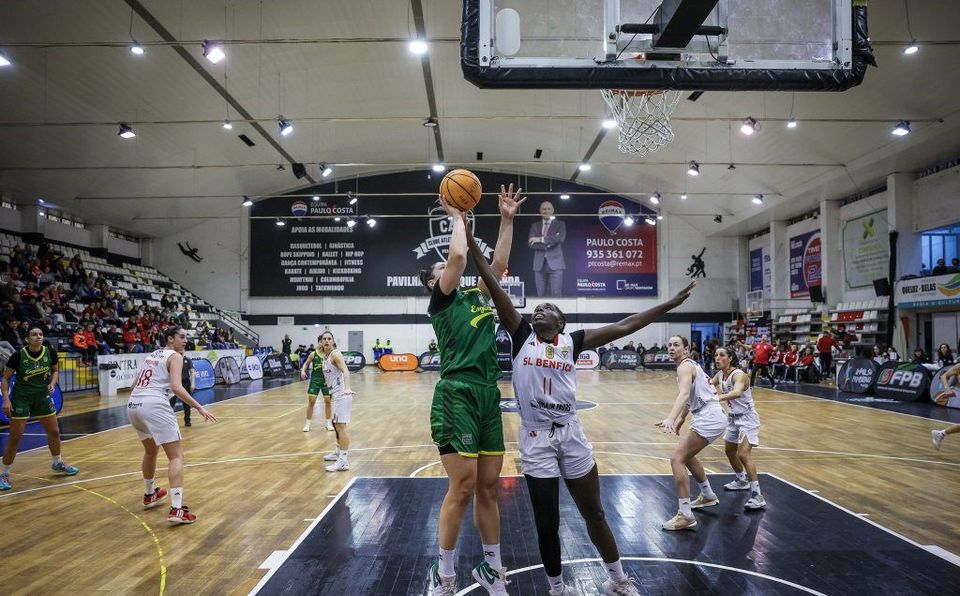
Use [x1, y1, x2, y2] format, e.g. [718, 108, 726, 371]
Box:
[281, 334, 292, 355]
[528, 200, 566, 297]
[428, 338, 438, 352]
[749, 334, 776, 388]
[623, 341, 636, 352]
[816, 330, 838, 380]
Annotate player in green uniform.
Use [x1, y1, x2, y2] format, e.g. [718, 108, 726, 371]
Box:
[300, 338, 333, 432]
[422, 184, 525, 596]
[1, 327, 79, 491]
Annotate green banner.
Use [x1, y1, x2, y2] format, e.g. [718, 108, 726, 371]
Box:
[843, 210, 889, 288]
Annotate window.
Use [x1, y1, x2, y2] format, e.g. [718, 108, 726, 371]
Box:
[921, 224, 960, 271]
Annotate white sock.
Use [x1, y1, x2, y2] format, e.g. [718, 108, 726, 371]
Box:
[171, 487, 183, 509]
[679, 497, 692, 517]
[326, 418, 333, 425]
[144, 478, 155, 495]
[439, 547, 456, 576]
[604, 559, 627, 582]
[339, 451, 348, 462]
[735, 471, 747, 482]
[546, 573, 565, 591]
[52, 454, 63, 465]
[1, 463, 10, 474]
[699, 480, 714, 497]
[750, 480, 761, 494]
[483, 543, 502, 571]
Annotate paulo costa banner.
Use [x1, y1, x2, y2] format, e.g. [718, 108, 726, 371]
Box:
[789, 230, 822, 298]
[249, 171, 657, 297]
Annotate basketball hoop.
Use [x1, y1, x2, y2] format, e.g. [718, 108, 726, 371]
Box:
[745, 290, 765, 321]
[601, 88, 682, 156]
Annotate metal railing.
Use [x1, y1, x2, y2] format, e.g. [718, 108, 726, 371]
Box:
[57, 352, 99, 393]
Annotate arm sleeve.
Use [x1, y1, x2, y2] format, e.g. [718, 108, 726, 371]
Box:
[571, 330, 585, 359]
[511, 319, 532, 360]
[49, 347, 59, 366]
[427, 283, 457, 316]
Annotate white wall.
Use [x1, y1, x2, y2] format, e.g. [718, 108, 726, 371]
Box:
[107, 235, 140, 259]
[41, 217, 90, 246]
[0, 207, 23, 232]
[915, 165, 960, 232]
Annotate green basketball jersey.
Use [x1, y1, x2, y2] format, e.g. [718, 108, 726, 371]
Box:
[431, 287, 500, 383]
[309, 351, 325, 379]
[13, 346, 54, 399]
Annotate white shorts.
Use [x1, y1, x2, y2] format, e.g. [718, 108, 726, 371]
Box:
[723, 408, 761, 446]
[331, 393, 352, 424]
[518, 417, 594, 480]
[690, 403, 727, 443]
[127, 396, 181, 445]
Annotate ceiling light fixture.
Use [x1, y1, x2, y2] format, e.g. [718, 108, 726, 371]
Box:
[727, 163, 737, 170]
[130, 41, 145, 55]
[0, 51, 11, 67]
[904, 40, 919, 55]
[752, 194, 764, 205]
[366, 217, 377, 227]
[624, 216, 635, 226]
[892, 120, 911, 136]
[423, 118, 438, 127]
[650, 192, 661, 205]
[578, 164, 591, 172]
[409, 39, 428, 55]
[559, 194, 570, 200]
[348, 193, 358, 205]
[202, 40, 225, 64]
[645, 217, 656, 226]
[241, 196, 253, 207]
[714, 215, 723, 223]
[432, 164, 446, 173]
[687, 161, 700, 176]
[681, 194, 688, 200]
[602, 119, 618, 129]
[278, 118, 293, 136]
[740, 117, 759, 135]
[319, 163, 333, 177]
[346, 219, 357, 228]
[275, 218, 285, 227]
[312, 195, 320, 202]
[117, 123, 136, 139]
[786, 118, 798, 129]
[657, 214, 664, 220]
[222, 120, 233, 130]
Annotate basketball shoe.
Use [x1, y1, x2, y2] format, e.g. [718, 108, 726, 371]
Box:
[602, 576, 641, 595]
[168, 506, 197, 524]
[52, 461, 79, 475]
[428, 560, 457, 596]
[690, 493, 719, 508]
[662, 512, 697, 531]
[471, 561, 509, 595]
[143, 487, 168, 509]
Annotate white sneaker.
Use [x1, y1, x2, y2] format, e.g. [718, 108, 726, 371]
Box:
[302, 421, 311, 432]
[428, 560, 457, 596]
[325, 420, 335, 431]
[933, 430, 945, 451]
[690, 493, 719, 509]
[602, 576, 641, 596]
[548, 584, 577, 596]
[323, 450, 340, 462]
[662, 511, 697, 531]
[325, 459, 349, 472]
[471, 561, 509, 595]
[724, 479, 750, 491]
[744, 492, 766, 510]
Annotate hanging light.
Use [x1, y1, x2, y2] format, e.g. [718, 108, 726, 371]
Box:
[278, 118, 294, 136]
[409, 39, 428, 55]
[657, 214, 664, 220]
[680, 194, 688, 200]
[602, 119, 618, 129]
[892, 121, 911, 136]
[687, 161, 700, 176]
[422, 118, 438, 127]
[0, 51, 12, 67]
[275, 218, 285, 227]
[786, 118, 798, 129]
[624, 216, 635, 226]
[645, 217, 657, 226]
[202, 40, 225, 64]
[432, 164, 446, 173]
[130, 41, 145, 55]
[117, 123, 136, 139]
[904, 40, 919, 55]
[366, 217, 377, 227]
[222, 120, 233, 130]
[752, 194, 764, 205]
[319, 163, 333, 177]
[312, 195, 320, 202]
[348, 192, 358, 205]
[740, 117, 760, 135]
[578, 164, 591, 172]
[241, 196, 253, 207]
[650, 192, 661, 205]
[346, 218, 357, 228]
[559, 194, 570, 200]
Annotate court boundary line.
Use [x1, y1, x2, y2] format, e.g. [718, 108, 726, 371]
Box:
[764, 385, 952, 424]
[248, 476, 358, 595]
[766, 472, 960, 568]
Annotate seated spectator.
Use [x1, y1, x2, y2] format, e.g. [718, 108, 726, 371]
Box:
[0, 281, 17, 304]
[911, 347, 929, 364]
[932, 258, 948, 275]
[623, 341, 637, 352]
[887, 347, 900, 361]
[951, 257, 960, 272]
[73, 326, 97, 364]
[782, 344, 800, 381]
[428, 338, 438, 352]
[936, 343, 956, 368]
[122, 325, 144, 353]
[871, 345, 886, 364]
[103, 323, 124, 353]
[38, 265, 55, 285]
[20, 281, 38, 300]
[798, 346, 818, 383]
[1, 316, 22, 349]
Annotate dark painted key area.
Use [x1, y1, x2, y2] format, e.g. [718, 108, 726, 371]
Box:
[257, 475, 960, 596]
[782, 384, 960, 423]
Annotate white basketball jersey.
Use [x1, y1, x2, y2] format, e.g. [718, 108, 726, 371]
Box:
[681, 358, 719, 412]
[322, 350, 346, 397]
[130, 348, 176, 400]
[719, 368, 754, 414]
[512, 330, 578, 426]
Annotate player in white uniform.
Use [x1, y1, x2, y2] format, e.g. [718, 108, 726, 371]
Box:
[316, 331, 356, 472]
[465, 220, 694, 596]
[127, 327, 216, 523]
[932, 362, 960, 450]
[713, 347, 766, 510]
[657, 335, 728, 531]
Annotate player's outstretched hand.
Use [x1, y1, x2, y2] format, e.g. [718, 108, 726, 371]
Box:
[439, 195, 465, 219]
[498, 183, 527, 220]
[655, 417, 678, 435]
[197, 406, 217, 423]
[669, 282, 696, 307]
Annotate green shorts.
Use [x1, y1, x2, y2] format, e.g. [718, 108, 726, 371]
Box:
[308, 376, 329, 397]
[430, 377, 504, 458]
[10, 390, 57, 420]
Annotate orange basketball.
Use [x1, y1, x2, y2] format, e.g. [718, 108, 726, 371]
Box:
[439, 169, 482, 211]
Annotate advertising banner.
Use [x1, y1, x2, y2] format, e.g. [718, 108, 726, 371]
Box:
[750, 248, 764, 292]
[215, 356, 241, 385]
[929, 365, 960, 408]
[789, 230, 822, 298]
[601, 350, 641, 370]
[262, 354, 286, 377]
[836, 358, 878, 394]
[496, 325, 513, 371]
[249, 171, 657, 297]
[378, 353, 420, 371]
[641, 349, 675, 370]
[341, 351, 366, 372]
[0, 376, 63, 423]
[280, 357, 296, 375]
[193, 358, 216, 390]
[873, 361, 930, 402]
[895, 273, 960, 308]
[843, 210, 889, 289]
[418, 351, 441, 371]
[243, 355, 264, 380]
[575, 350, 600, 369]
[97, 349, 245, 396]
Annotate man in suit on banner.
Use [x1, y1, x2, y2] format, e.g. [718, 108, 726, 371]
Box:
[528, 200, 566, 297]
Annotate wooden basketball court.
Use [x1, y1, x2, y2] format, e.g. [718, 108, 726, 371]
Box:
[1, 370, 958, 594]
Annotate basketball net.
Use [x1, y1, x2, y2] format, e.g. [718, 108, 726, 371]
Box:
[601, 89, 682, 156]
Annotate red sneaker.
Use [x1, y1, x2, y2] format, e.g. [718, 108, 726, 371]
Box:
[167, 506, 197, 524]
[143, 487, 168, 509]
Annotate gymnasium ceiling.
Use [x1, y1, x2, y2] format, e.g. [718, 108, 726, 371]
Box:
[0, 0, 958, 239]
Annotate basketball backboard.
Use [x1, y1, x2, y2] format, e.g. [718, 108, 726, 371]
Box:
[461, 0, 875, 91]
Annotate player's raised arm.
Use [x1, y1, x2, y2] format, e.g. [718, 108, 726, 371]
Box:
[464, 216, 523, 335]
[582, 282, 695, 351]
[478, 184, 526, 297]
[437, 197, 468, 295]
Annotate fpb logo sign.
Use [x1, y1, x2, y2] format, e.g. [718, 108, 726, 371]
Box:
[874, 362, 930, 402]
